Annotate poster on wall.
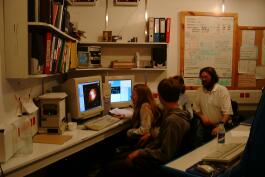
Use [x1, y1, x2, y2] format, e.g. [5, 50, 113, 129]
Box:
[114, 0, 139, 6]
[184, 16, 234, 78]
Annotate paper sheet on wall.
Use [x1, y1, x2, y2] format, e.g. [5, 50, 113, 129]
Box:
[238, 74, 256, 88]
[256, 66, 265, 79]
[262, 30, 265, 65]
[242, 30, 255, 46]
[240, 45, 258, 60]
[184, 16, 233, 78]
[238, 60, 256, 74]
[184, 78, 201, 86]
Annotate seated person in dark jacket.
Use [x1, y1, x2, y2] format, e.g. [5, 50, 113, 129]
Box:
[96, 77, 191, 177]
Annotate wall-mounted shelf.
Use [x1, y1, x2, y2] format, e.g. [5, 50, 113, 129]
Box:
[28, 22, 77, 41]
[79, 41, 167, 46]
[4, 0, 77, 79]
[74, 67, 166, 71]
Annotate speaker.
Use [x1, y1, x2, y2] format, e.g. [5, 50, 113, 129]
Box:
[152, 47, 167, 67]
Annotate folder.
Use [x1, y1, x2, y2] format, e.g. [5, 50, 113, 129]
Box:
[154, 18, 160, 42]
[148, 17, 154, 42]
[166, 18, 171, 43]
[159, 18, 166, 42]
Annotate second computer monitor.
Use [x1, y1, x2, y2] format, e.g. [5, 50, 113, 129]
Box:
[105, 75, 134, 108]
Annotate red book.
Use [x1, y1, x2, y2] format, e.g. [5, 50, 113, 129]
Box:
[43, 32, 52, 74]
[166, 18, 171, 43]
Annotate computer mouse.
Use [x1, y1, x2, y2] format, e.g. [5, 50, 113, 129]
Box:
[196, 164, 215, 174]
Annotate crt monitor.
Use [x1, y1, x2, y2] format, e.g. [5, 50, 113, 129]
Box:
[61, 76, 104, 120]
[105, 75, 134, 108]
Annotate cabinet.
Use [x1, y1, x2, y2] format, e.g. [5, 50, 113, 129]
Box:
[76, 42, 167, 72]
[4, 0, 77, 79]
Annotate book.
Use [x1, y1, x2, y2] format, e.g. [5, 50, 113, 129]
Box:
[43, 32, 52, 74]
[112, 60, 135, 69]
[166, 18, 171, 43]
[52, 2, 59, 26]
[69, 42, 78, 69]
[57, 40, 66, 73]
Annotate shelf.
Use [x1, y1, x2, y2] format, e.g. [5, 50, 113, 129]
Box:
[74, 67, 166, 71]
[79, 41, 168, 46]
[6, 73, 64, 79]
[28, 22, 78, 41]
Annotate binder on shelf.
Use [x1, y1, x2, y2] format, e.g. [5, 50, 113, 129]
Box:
[154, 18, 160, 42]
[159, 18, 166, 42]
[148, 17, 154, 42]
[166, 18, 171, 43]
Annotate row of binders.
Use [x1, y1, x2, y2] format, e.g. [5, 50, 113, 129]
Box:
[148, 17, 171, 43]
[29, 31, 78, 75]
[28, 0, 71, 33]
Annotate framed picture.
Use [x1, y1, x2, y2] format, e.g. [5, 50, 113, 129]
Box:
[114, 0, 139, 6]
[72, 0, 97, 6]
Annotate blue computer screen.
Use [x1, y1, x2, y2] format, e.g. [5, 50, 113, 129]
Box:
[108, 80, 132, 103]
[78, 80, 101, 112]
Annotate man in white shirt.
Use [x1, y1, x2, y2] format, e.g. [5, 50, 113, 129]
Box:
[193, 67, 233, 145]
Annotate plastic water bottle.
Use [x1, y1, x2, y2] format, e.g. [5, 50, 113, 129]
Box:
[217, 122, 225, 144]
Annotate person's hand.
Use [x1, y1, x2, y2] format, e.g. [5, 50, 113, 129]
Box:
[128, 150, 141, 159]
[211, 126, 220, 136]
[136, 134, 150, 148]
[112, 114, 125, 119]
[201, 116, 212, 126]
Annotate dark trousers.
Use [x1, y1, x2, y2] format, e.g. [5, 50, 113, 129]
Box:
[194, 121, 215, 147]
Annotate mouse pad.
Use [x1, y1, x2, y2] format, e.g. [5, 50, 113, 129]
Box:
[186, 161, 227, 177]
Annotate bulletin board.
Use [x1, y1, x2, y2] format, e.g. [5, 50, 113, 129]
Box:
[236, 26, 265, 89]
[179, 11, 238, 88]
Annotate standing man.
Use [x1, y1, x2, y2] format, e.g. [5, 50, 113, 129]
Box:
[193, 67, 233, 145]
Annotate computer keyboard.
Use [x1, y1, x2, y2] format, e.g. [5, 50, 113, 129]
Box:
[202, 143, 246, 163]
[84, 115, 120, 131]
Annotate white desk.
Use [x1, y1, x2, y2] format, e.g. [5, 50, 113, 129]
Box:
[2, 119, 130, 177]
[166, 125, 251, 171]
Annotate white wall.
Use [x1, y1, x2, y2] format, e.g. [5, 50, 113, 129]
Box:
[69, 0, 265, 77]
[1, 0, 265, 124]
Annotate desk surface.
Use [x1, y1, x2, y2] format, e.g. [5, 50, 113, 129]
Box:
[2, 118, 130, 177]
[166, 125, 250, 171]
